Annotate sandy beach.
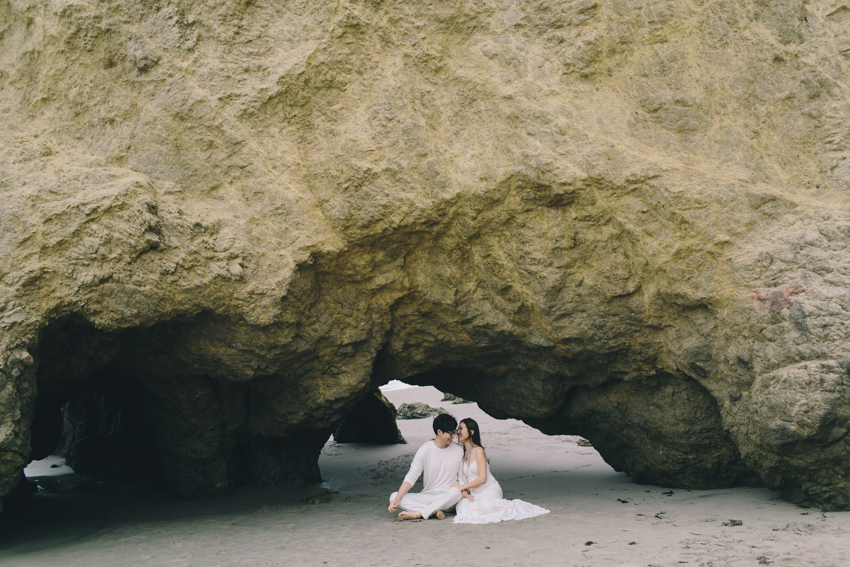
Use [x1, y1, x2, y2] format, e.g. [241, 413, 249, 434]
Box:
[1, 385, 848, 567]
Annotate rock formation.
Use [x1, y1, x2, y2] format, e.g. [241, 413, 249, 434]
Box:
[334, 390, 406, 444]
[2, 0, 850, 512]
[396, 402, 444, 420]
[441, 392, 472, 404]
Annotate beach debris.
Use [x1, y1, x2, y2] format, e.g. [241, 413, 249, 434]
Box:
[396, 402, 443, 419]
[662, 490, 674, 496]
[757, 556, 772, 565]
[576, 438, 593, 447]
[441, 392, 472, 404]
[305, 488, 334, 504]
[628, 542, 636, 545]
[584, 541, 595, 546]
[655, 511, 666, 519]
[617, 498, 629, 504]
[722, 519, 743, 526]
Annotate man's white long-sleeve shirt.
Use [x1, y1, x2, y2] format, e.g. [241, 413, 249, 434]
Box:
[403, 440, 464, 492]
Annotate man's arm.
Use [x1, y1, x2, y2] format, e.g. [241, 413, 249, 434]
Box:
[388, 481, 413, 512]
[388, 446, 425, 512]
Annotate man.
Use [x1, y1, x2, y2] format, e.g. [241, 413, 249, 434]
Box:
[388, 413, 463, 521]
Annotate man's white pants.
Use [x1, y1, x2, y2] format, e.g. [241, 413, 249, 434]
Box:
[390, 487, 462, 519]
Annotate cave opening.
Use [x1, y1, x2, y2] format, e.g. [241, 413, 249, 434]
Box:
[319, 380, 612, 505]
[23, 314, 167, 499]
[9, 313, 760, 530]
[27, 366, 162, 486]
[16, 313, 614, 516]
[11, 362, 167, 539]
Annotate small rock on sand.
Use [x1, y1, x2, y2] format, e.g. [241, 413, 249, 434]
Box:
[440, 393, 472, 404]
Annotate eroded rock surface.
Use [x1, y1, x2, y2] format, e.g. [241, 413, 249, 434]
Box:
[530, 374, 762, 489]
[2, 0, 850, 511]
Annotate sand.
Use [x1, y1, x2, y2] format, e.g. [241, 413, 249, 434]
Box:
[1, 385, 849, 567]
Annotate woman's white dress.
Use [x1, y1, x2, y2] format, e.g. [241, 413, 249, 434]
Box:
[454, 456, 549, 524]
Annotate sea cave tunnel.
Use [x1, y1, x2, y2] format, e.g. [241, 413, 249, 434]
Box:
[7, 311, 763, 522]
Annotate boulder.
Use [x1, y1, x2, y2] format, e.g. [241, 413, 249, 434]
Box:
[441, 393, 472, 404]
[334, 390, 406, 444]
[2, 0, 850, 511]
[396, 403, 444, 421]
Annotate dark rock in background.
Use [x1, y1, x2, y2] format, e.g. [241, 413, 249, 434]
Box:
[334, 391, 406, 445]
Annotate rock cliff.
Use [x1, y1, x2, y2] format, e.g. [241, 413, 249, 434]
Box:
[2, 0, 850, 512]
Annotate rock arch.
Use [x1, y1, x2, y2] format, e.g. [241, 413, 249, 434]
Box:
[3, 0, 850, 513]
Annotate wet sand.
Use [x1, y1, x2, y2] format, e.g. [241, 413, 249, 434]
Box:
[1, 385, 849, 566]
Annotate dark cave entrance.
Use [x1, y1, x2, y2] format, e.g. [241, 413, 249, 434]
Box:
[23, 365, 164, 500]
[12, 314, 344, 513]
[22, 313, 168, 497]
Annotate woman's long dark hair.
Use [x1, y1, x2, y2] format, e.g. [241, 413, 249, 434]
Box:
[460, 418, 484, 449]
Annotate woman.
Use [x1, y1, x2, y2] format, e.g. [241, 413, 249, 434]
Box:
[452, 418, 550, 524]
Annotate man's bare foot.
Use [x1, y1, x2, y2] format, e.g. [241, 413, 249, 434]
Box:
[435, 511, 446, 520]
[398, 511, 422, 521]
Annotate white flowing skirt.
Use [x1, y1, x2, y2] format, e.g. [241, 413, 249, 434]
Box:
[453, 481, 549, 524]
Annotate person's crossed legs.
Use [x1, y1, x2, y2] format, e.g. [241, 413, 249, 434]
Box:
[389, 487, 462, 521]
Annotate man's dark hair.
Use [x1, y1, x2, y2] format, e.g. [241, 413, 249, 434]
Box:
[432, 413, 457, 435]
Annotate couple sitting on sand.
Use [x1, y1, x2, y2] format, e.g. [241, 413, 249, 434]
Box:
[388, 413, 549, 524]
